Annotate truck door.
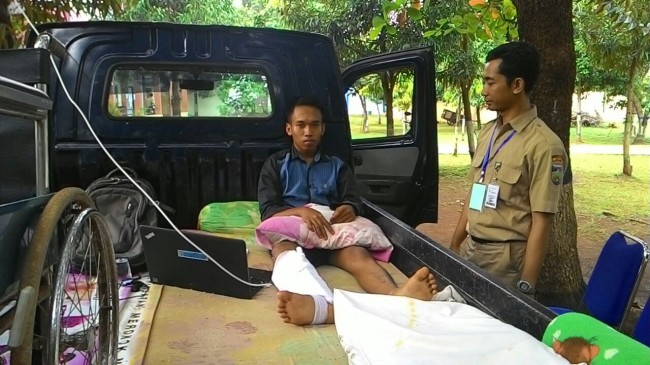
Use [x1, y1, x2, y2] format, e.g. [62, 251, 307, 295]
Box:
[342, 47, 437, 226]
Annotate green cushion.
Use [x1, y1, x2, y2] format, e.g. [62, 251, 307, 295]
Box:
[543, 312, 650, 364]
[198, 201, 261, 232]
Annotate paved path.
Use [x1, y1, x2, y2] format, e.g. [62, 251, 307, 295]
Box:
[439, 143, 650, 155]
[569, 144, 650, 155]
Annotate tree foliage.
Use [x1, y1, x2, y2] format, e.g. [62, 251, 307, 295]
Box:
[241, 0, 286, 28]
[1, 0, 129, 47]
[114, 1, 282, 117]
[214, 74, 270, 116]
[117, 0, 240, 24]
[372, 0, 512, 152]
[280, 0, 435, 136]
[578, 0, 650, 90]
[281, 0, 431, 67]
[573, 2, 627, 96]
[582, 0, 650, 172]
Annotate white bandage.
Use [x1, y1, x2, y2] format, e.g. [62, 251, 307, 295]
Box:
[432, 285, 467, 304]
[272, 247, 333, 303]
[311, 295, 329, 325]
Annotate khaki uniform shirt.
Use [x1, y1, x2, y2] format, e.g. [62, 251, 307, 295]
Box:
[468, 106, 567, 242]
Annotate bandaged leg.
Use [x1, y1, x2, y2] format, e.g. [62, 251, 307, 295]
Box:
[273, 247, 333, 325]
[272, 247, 334, 303]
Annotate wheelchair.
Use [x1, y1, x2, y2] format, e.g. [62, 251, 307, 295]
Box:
[0, 69, 119, 364]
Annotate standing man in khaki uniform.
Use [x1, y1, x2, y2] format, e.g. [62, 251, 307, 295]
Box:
[450, 42, 567, 297]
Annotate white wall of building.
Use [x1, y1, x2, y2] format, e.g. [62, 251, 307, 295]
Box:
[434, 92, 628, 125]
[573, 92, 626, 123]
[345, 93, 384, 115]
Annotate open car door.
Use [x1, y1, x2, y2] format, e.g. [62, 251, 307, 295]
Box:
[342, 47, 437, 226]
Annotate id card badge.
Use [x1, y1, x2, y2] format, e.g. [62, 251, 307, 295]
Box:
[484, 184, 500, 209]
[469, 183, 487, 212]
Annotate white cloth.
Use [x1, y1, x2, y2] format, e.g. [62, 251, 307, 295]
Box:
[432, 285, 466, 304]
[271, 248, 333, 302]
[333, 289, 570, 365]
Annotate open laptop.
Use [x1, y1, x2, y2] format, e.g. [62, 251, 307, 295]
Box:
[140, 225, 271, 299]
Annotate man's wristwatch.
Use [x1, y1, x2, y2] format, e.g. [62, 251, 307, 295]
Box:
[516, 280, 535, 294]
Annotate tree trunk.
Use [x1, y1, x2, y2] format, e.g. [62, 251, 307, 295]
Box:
[453, 101, 461, 156]
[461, 82, 476, 158]
[376, 103, 382, 125]
[460, 35, 476, 158]
[475, 105, 482, 130]
[159, 73, 172, 116]
[514, 0, 584, 308]
[453, 122, 459, 156]
[623, 89, 634, 175]
[161, 92, 172, 116]
[377, 32, 388, 127]
[632, 92, 646, 144]
[171, 80, 182, 117]
[536, 184, 583, 307]
[380, 71, 395, 137]
[576, 90, 583, 143]
[623, 56, 638, 176]
[360, 95, 369, 133]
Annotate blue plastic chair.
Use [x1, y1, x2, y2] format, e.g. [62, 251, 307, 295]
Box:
[633, 295, 650, 347]
[549, 231, 649, 330]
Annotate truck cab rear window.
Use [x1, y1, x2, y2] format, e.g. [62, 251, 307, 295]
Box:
[107, 67, 273, 119]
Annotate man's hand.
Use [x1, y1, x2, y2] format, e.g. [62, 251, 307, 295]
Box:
[330, 204, 356, 224]
[299, 207, 334, 240]
[450, 192, 471, 254]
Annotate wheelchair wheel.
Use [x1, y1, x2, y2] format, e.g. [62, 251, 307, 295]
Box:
[11, 187, 118, 365]
[47, 207, 119, 364]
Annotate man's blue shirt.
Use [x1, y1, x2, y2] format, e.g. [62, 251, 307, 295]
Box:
[258, 147, 363, 221]
[279, 149, 339, 208]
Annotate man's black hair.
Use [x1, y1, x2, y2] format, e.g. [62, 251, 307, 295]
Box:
[486, 41, 541, 94]
[286, 96, 325, 123]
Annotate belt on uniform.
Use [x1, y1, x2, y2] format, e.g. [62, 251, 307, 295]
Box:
[470, 235, 522, 244]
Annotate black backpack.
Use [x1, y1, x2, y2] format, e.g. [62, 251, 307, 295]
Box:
[85, 167, 165, 270]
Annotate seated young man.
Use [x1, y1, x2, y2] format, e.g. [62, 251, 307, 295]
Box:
[257, 96, 437, 325]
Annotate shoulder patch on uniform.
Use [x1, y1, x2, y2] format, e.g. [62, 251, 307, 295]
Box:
[551, 155, 564, 185]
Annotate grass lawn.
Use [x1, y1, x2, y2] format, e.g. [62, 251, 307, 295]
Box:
[438, 153, 650, 223]
[436, 123, 649, 146]
[349, 115, 465, 142]
[349, 115, 649, 146]
[571, 126, 650, 145]
[350, 113, 649, 228]
[349, 114, 409, 140]
[571, 154, 650, 219]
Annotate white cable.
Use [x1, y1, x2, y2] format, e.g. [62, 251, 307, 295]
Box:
[19, 11, 270, 289]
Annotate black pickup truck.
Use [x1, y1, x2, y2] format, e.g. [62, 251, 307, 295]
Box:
[0, 21, 554, 362]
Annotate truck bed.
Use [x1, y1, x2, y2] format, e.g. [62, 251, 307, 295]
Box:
[124, 201, 554, 364]
[138, 231, 407, 364]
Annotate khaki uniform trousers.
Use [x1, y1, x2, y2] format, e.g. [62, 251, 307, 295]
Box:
[460, 237, 527, 287]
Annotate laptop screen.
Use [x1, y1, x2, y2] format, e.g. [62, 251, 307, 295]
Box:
[141, 226, 269, 299]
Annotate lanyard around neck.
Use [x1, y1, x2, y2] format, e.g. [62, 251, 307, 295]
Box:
[479, 125, 516, 183]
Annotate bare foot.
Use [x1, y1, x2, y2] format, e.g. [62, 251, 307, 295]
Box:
[392, 267, 438, 301]
[277, 291, 334, 326]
